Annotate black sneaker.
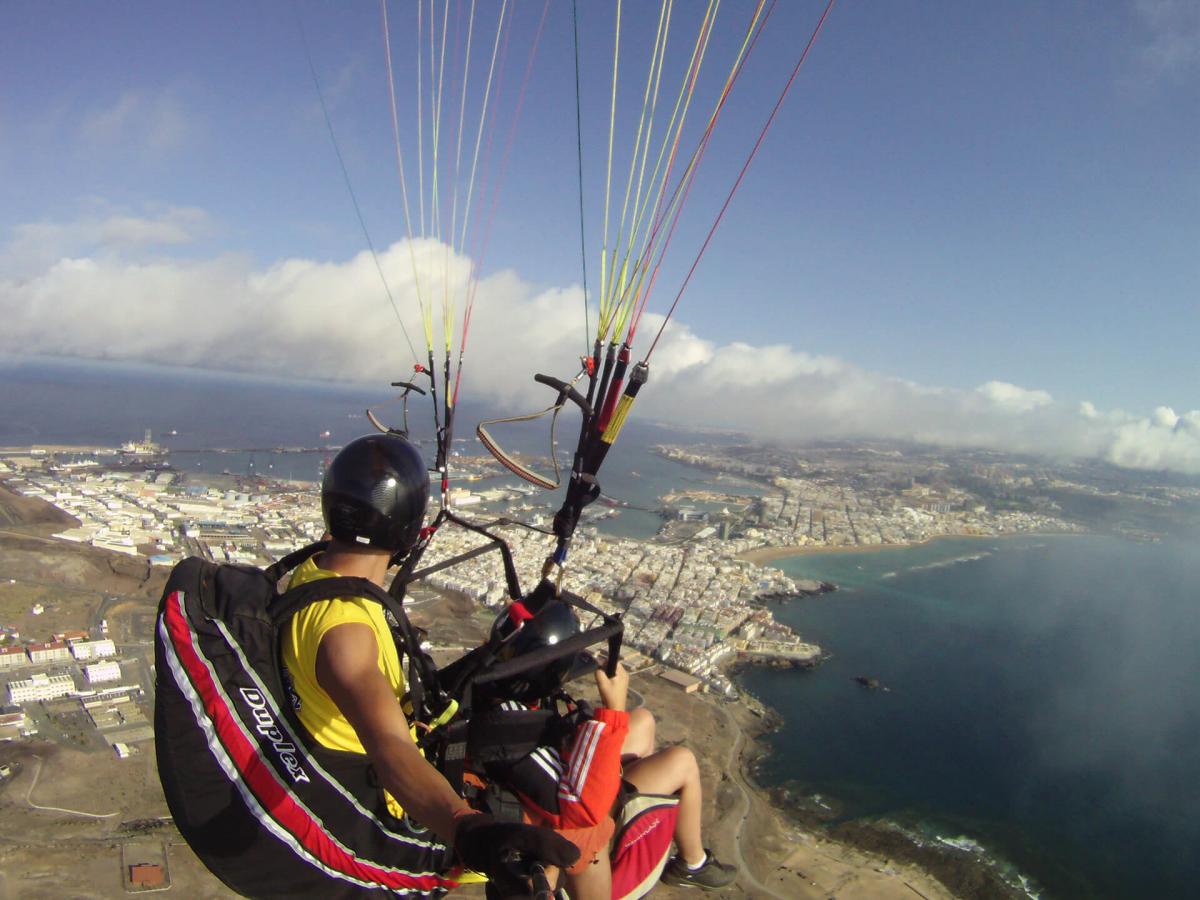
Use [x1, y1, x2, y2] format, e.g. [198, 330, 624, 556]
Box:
[660, 849, 738, 891]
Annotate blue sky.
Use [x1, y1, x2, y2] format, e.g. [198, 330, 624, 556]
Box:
[1, 1, 1198, 470]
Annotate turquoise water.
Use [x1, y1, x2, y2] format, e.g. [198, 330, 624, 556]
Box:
[740, 535, 1200, 898]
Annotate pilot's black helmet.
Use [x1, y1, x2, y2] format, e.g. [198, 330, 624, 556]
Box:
[321, 434, 430, 554]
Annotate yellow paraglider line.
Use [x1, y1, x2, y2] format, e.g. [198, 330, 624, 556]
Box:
[626, 0, 767, 344]
[381, 0, 429, 347]
[616, 0, 718, 340]
[596, 0, 622, 345]
[611, 0, 719, 343]
[645, 0, 838, 361]
[605, 0, 672, 326]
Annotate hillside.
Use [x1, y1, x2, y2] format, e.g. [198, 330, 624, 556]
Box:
[0, 481, 77, 530]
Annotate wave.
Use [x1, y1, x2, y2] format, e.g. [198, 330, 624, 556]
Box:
[921, 829, 1042, 900]
[907, 551, 992, 574]
[936, 834, 987, 854]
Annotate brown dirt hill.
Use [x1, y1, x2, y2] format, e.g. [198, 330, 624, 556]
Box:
[0, 534, 166, 603]
[0, 482, 78, 530]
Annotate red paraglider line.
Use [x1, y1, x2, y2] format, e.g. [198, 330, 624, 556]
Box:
[627, 0, 778, 344]
[645, 0, 836, 362]
[454, 0, 550, 407]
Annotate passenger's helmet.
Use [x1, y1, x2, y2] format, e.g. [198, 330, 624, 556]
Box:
[321, 434, 430, 554]
[487, 599, 594, 704]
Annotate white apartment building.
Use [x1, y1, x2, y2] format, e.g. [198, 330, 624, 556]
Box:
[69, 639, 117, 661]
[84, 660, 122, 684]
[27, 642, 70, 665]
[8, 672, 75, 704]
[0, 646, 28, 669]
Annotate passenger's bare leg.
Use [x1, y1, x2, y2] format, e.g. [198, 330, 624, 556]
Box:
[621, 707, 656, 762]
[621, 745, 704, 866]
[564, 849, 612, 900]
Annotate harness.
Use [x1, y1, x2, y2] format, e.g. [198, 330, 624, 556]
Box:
[154, 532, 622, 899]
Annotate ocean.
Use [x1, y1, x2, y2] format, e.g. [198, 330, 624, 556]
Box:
[741, 536, 1200, 899]
[3, 355, 1198, 898]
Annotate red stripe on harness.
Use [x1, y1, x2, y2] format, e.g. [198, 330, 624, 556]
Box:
[163, 591, 455, 892]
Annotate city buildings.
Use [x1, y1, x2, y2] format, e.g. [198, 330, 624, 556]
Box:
[2, 438, 1113, 698]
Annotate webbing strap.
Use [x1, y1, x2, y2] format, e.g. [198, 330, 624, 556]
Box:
[263, 540, 328, 585]
[269, 576, 448, 726]
[476, 404, 566, 491]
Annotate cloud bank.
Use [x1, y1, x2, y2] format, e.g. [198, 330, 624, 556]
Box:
[2, 231, 1198, 475]
[0, 206, 213, 279]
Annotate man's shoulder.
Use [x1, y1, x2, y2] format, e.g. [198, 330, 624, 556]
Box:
[287, 558, 386, 628]
[290, 594, 383, 634]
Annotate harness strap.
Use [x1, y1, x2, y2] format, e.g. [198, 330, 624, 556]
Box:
[268, 575, 449, 726]
[263, 540, 328, 585]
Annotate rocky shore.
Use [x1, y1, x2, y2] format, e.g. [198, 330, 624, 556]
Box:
[758, 578, 837, 601]
[734, 680, 1035, 900]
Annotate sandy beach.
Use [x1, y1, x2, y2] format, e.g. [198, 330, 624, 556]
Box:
[736, 531, 1012, 566]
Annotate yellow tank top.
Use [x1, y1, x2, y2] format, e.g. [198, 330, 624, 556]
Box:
[281, 555, 408, 755]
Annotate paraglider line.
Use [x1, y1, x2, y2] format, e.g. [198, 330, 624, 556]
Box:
[572, 0, 591, 350]
[453, 0, 547, 407]
[294, 2, 419, 365]
[646, 0, 836, 361]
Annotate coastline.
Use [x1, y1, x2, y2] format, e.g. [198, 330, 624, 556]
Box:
[713, 689, 966, 900]
[736, 530, 1084, 566]
[724, 535, 1076, 899]
[612, 668, 963, 900]
[729, 682, 1032, 900]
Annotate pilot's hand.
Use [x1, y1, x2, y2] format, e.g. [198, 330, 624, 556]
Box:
[594, 661, 628, 711]
[454, 813, 579, 896]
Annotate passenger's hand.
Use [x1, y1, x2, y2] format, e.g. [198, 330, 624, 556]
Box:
[594, 661, 629, 711]
[454, 813, 579, 896]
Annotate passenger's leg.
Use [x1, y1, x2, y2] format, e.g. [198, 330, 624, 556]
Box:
[563, 849, 612, 900]
[621, 745, 704, 866]
[621, 707, 656, 762]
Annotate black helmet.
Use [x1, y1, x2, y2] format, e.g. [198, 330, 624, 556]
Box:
[321, 434, 430, 554]
[486, 599, 595, 704]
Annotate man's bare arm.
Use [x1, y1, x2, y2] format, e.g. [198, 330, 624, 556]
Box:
[315, 622, 470, 842]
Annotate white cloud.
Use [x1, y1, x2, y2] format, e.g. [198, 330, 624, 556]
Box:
[0, 206, 213, 278]
[1133, 0, 1200, 78]
[1, 233, 1198, 475]
[80, 89, 191, 155]
[975, 380, 1054, 413]
[1106, 407, 1200, 471]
